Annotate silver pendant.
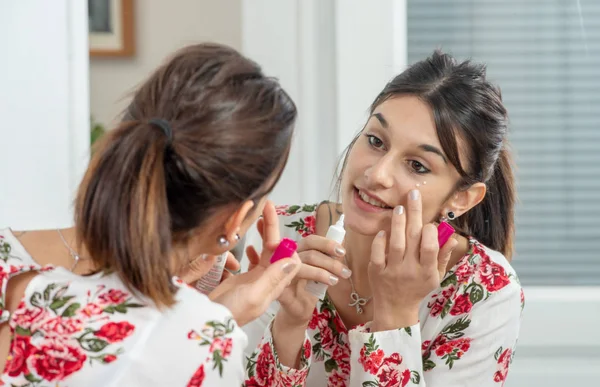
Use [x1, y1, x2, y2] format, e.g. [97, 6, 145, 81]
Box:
[349, 291, 369, 314]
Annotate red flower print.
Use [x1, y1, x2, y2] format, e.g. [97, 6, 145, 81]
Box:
[303, 338, 311, 360]
[80, 302, 103, 317]
[450, 293, 473, 316]
[99, 289, 128, 305]
[209, 337, 233, 358]
[103, 354, 117, 363]
[12, 303, 47, 331]
[275, 205, 289, 215]
[435, 338, 472, 358]
[321, 326, 335, 351]
[359, 347, 384, 374]
[328, 369, 349, 387]
[186, 364, 205, 387]
[5, 335, 32, 377]
[41, 316, 84, 339]
[308, 307, 330, 330]
[454, 262, 475, 283]
[478, 261, 510, 292]
[332, 313, 347, 334]
[255, 343, 275, 384]
[244, 377, 261, 387]
[95, 321, 135, 343]
[332, 344, 351, 374]
[494, 347, 513, 384]
[32, 340, 87, 381]
[302, 215, 316, 237]
[188, 330, 200, 340]
[427, 285, 455, 317]
[421, 340, 431, 352]
[376, 353, 410, 387]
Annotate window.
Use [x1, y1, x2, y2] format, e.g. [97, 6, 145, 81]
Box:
[407, 0, 600, 285]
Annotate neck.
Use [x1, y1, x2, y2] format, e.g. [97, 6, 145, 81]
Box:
[343, 228, 376, 296]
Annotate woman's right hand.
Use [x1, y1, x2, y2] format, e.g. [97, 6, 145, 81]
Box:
[246, 221, 351, 328]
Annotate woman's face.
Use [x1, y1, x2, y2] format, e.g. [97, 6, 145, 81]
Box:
[341, 95, 464, 235]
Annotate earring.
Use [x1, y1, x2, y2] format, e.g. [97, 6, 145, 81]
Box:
[440, 211, 456, 223]
[217, 235, 230, 247]
[234, 233, 240, 241]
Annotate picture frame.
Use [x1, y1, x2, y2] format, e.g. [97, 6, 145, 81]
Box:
[89, 0, 135, 57]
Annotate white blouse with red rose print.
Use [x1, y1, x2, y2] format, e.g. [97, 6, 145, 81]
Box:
[0, 228, 248, 387]
[241, 204, 525, 387]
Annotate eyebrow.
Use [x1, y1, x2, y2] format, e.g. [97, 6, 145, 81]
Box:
[373, 112, 448, 164]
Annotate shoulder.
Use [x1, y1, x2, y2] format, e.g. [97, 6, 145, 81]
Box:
[430, 239, 523, 319]
[274, 201, 341, 240]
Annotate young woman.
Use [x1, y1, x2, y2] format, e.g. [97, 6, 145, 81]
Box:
[242, 50, 524, 386]
[0, 43, 302, 386]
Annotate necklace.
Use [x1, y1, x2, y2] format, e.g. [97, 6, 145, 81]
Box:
[57, 229, 83, 272]
[343, 255, 372, 314]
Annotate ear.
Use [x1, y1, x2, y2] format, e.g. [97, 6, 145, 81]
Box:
[223, 200, 255, 239]
[444, 182, 487, 218]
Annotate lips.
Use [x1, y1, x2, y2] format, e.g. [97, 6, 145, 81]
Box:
[355, 188, 392, 209]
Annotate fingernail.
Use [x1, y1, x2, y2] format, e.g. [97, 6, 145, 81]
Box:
[335, 246, 346, 256]
[282, 263, 297, 274]
[377, 230, 386, 238]
[394, 205, 404, 215]
[409, 190, 420, 200]
[329, 275, 339, 285]
[341, 267, 352, 279]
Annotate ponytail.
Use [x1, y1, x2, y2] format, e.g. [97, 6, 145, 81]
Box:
[458, 147, 516, 259]
[75, 121, 177, 307]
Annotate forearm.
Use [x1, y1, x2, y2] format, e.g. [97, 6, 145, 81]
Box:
[272, 311, 310, 368]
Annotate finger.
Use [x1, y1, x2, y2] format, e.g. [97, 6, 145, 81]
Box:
[299, 249, 351, 279]
[297, 234, 346, 258]
[224, 252, 241, 272]
[388, 205, 406, 265]
[296, 263, 340, 286]
[262, 200, 281, 245]
[420, 224, 440, 269]
[253, 255, 301, 303]
[256, 218, 265, 240]
[369, 230, 387, 273]
[220, 270, 234, 282]
[179, 254, 216, 284]
[405, 189, 423, 260]
[245, 245, 260, 271]
[438, 236, 458, 277]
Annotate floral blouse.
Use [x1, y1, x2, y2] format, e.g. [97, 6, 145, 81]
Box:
[0, 229, 248, 387]
[241, 204, 524, 387]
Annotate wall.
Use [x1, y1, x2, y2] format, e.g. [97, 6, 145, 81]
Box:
[90, 0, 242, 127]
[0, 0, 89, 229]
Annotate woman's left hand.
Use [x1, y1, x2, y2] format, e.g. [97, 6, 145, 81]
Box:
[369, 189, 458, 332]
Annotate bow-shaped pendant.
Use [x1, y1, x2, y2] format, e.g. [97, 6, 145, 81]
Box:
[349, 291, 369, 314]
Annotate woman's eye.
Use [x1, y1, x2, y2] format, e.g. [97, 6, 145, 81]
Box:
[366, 134, 385, 149]
[410, 160, 430, 174]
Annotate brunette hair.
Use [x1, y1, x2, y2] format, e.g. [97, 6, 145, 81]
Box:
[339, 50, 516, 258]
[75, 43, 297, 306]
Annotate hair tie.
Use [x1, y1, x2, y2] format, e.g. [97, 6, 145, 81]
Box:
[149, 118, 173, 144]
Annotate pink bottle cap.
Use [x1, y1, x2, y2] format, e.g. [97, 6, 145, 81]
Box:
[270, 238, 298, 264]
[438, 222, 455, 247]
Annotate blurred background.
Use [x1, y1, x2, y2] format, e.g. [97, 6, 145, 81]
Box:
[1, 1, 598, 385]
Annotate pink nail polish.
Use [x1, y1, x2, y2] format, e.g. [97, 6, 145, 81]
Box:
[438, 221, 455, 247]
[270, 238, 298, 264]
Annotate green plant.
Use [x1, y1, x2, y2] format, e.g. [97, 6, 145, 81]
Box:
[90, 116, 106, 145]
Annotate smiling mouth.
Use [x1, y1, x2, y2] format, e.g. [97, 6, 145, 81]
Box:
[355, 188, 393, 209]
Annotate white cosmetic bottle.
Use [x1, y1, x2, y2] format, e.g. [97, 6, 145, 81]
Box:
[195, 252, 228, 295]
[305, 215, 345, 299]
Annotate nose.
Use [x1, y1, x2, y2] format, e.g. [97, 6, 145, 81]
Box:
[364, 153, 394, 189]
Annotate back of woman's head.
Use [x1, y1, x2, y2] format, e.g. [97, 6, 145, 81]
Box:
[75, 43, 297, 306]
[375, 50, 515, 257]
